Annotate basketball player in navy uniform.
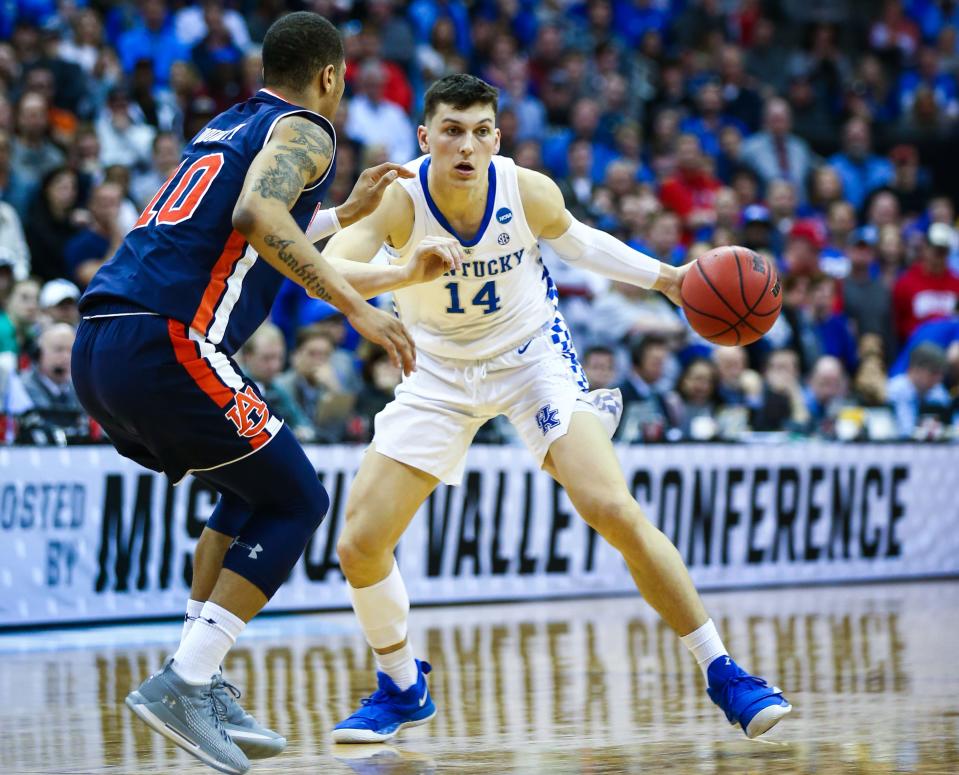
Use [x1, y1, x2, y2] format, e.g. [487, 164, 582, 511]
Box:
[324, 75, 792, 745]
[72, 14, 463, 774]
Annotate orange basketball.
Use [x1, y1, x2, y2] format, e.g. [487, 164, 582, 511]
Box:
[680, 246, 782, 346]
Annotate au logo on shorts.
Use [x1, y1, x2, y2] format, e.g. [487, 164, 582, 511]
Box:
[225, 385, 270, 438]
[496, 207, 513, 224]
[536, 404, 560, 434]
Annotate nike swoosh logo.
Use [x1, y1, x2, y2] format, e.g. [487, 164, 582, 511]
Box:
[418, 689, 429, 707]
[517, 339, 532, 354]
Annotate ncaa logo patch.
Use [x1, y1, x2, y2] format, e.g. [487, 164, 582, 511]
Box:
[497, 232, 510, 245]
[496, 207, 513, 224]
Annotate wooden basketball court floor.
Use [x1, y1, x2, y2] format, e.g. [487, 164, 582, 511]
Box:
[0, 580, 956, 775]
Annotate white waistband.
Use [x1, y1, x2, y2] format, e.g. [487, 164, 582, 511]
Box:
[82, 311, 160, 320]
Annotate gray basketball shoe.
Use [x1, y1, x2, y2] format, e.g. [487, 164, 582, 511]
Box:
[211, 672, 287, 758]
[125, 659, 250, 775]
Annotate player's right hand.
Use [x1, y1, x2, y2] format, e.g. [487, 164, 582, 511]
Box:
[347, 303, 417, 376]
[404, 236, 465, 285]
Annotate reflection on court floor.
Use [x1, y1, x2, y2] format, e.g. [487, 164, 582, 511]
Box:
[0, 581, 956, 774]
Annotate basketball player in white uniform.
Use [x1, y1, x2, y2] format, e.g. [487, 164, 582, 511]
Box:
[327, 75, 791, 743]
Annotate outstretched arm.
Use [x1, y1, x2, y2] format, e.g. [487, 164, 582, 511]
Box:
[232, 115, 416, 373]
[518, 167, 689, 305]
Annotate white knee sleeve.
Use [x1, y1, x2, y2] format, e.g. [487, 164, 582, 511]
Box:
[348, 560, 410, 649]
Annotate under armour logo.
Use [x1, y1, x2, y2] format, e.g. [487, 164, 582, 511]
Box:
[162, 694, 177, 708]
[232, 539, 264, 559]
[535, 404, 560, 434]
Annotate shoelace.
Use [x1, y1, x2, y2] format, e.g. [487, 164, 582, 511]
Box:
[210, 676, 242, 720]
[359, 688, 392, 707]
[199, 686, 234, 744]
[716, 674, 773, 722]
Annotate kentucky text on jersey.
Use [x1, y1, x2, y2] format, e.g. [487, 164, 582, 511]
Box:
[443, 249, 525, 278]
[79, 89, 336, 356]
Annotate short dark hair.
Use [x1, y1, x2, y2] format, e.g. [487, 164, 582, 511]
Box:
[909, 342, 946, 373]
[630, 334, 669, 368]
[262, 13, 343, 92]
[423, 74, 498, 122]
[584, 345, 615, 361]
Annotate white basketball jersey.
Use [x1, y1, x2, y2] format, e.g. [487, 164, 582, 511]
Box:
[389, 155, 565, 360]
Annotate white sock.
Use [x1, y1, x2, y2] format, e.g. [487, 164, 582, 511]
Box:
[376, 641, 419, 691]
[680, 618, 729, 680]
[180, 598, 204, 644]
[171, 601, 245, 685]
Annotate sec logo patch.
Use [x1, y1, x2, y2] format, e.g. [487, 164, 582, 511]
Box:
[497, 232, 510, 245]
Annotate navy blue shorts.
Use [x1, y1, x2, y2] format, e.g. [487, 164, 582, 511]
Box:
[72, 302, 283, 484]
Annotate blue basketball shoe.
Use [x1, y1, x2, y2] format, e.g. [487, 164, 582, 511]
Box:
[706, 656, 791, 738]
[332, 660, 436, 743]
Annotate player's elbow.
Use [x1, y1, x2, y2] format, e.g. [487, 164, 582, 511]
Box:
[231, 203, 260, 237]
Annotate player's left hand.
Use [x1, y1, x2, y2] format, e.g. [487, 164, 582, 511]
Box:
[654, 262, 693, 307]
[338, 162, 415, 226]
[404, 236, 465, 285]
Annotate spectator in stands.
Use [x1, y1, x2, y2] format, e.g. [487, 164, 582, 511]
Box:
[674, 357, 722, 439]
[887, 342, 952, 437]
[745, 16, 790, 97]
[820, 201, 857, 278]
[615, 334, 681, 443]
[740, 204, 776, 256]
[131, 132, 180, 209]
[740, 98, 814, 197]
[347, 344, 401, 442]
[851, 350, 889, 409]
[190, 1, 244, 106]
[760, 348, 809, 431]
[0, 198, 28, 281]
[888, 144, 931, 218]
[893, 223, 959, 343]
[241, 322, 315, 442]
[0, 128, 33, 218]
[275, 325, 355, 443]
[23, 166, 80, 283]
[783, 219, 827, 277]
[5, 277, 39, 364]
[117, 0, 187, 87]
[11, 91, 65, 190]
[771, 273, 820, 376]
[679, 80, 744, 160]
[591, 279, 685, 344]
[658, 133, 720, 236]
[803, 355, 849, 436]
[38, 279, 79, 327]
[64, 182, 123, 288]
[16, 323, 92, 445]
[345, 59, 416, 164]
[843, 226, 896, 361]
[582, 345, 617, 390]
[809, 273, 858, 374]
[557, 139, 596, 222]
[95, 87, 156, 171]
[896, 45, 959, 122]
[807, 166, 845, 221]
[713, 347, 755, 407]
[828, 117, 893, 210]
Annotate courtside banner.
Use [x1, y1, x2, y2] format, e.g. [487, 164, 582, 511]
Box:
[0, 443, 957, 626]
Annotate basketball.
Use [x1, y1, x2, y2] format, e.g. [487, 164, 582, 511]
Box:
[680, 246, 783, 346]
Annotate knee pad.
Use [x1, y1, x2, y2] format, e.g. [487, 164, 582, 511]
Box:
[348, 560, 410, 649]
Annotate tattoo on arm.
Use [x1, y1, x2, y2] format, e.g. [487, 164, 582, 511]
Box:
[264, 233, 332, 301]
[252, 118, 333, 207]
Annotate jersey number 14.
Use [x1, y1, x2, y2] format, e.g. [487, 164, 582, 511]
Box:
[445, 281, 501, 315]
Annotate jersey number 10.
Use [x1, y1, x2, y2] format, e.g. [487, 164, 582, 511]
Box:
[445, 281, 501, 315]
[133, 153, 225, 229]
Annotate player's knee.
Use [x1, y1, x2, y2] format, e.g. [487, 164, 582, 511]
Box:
[337, 526, 390, 576]
[578, 492, 643, 546]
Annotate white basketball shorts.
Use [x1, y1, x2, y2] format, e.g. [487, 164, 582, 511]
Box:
[370, 328, 622, 485]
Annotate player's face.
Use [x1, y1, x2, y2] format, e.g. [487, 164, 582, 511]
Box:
[419, 103, 500, 186]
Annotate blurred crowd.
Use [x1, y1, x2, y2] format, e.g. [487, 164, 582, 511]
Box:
[2, 0, 959, 447]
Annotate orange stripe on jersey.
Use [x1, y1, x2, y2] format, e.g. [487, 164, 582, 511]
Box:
[191, 229, 247, 337]
[167, 320, 234, 408]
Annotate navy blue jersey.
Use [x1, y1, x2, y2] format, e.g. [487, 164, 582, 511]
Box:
[81, 88, 336, 354]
